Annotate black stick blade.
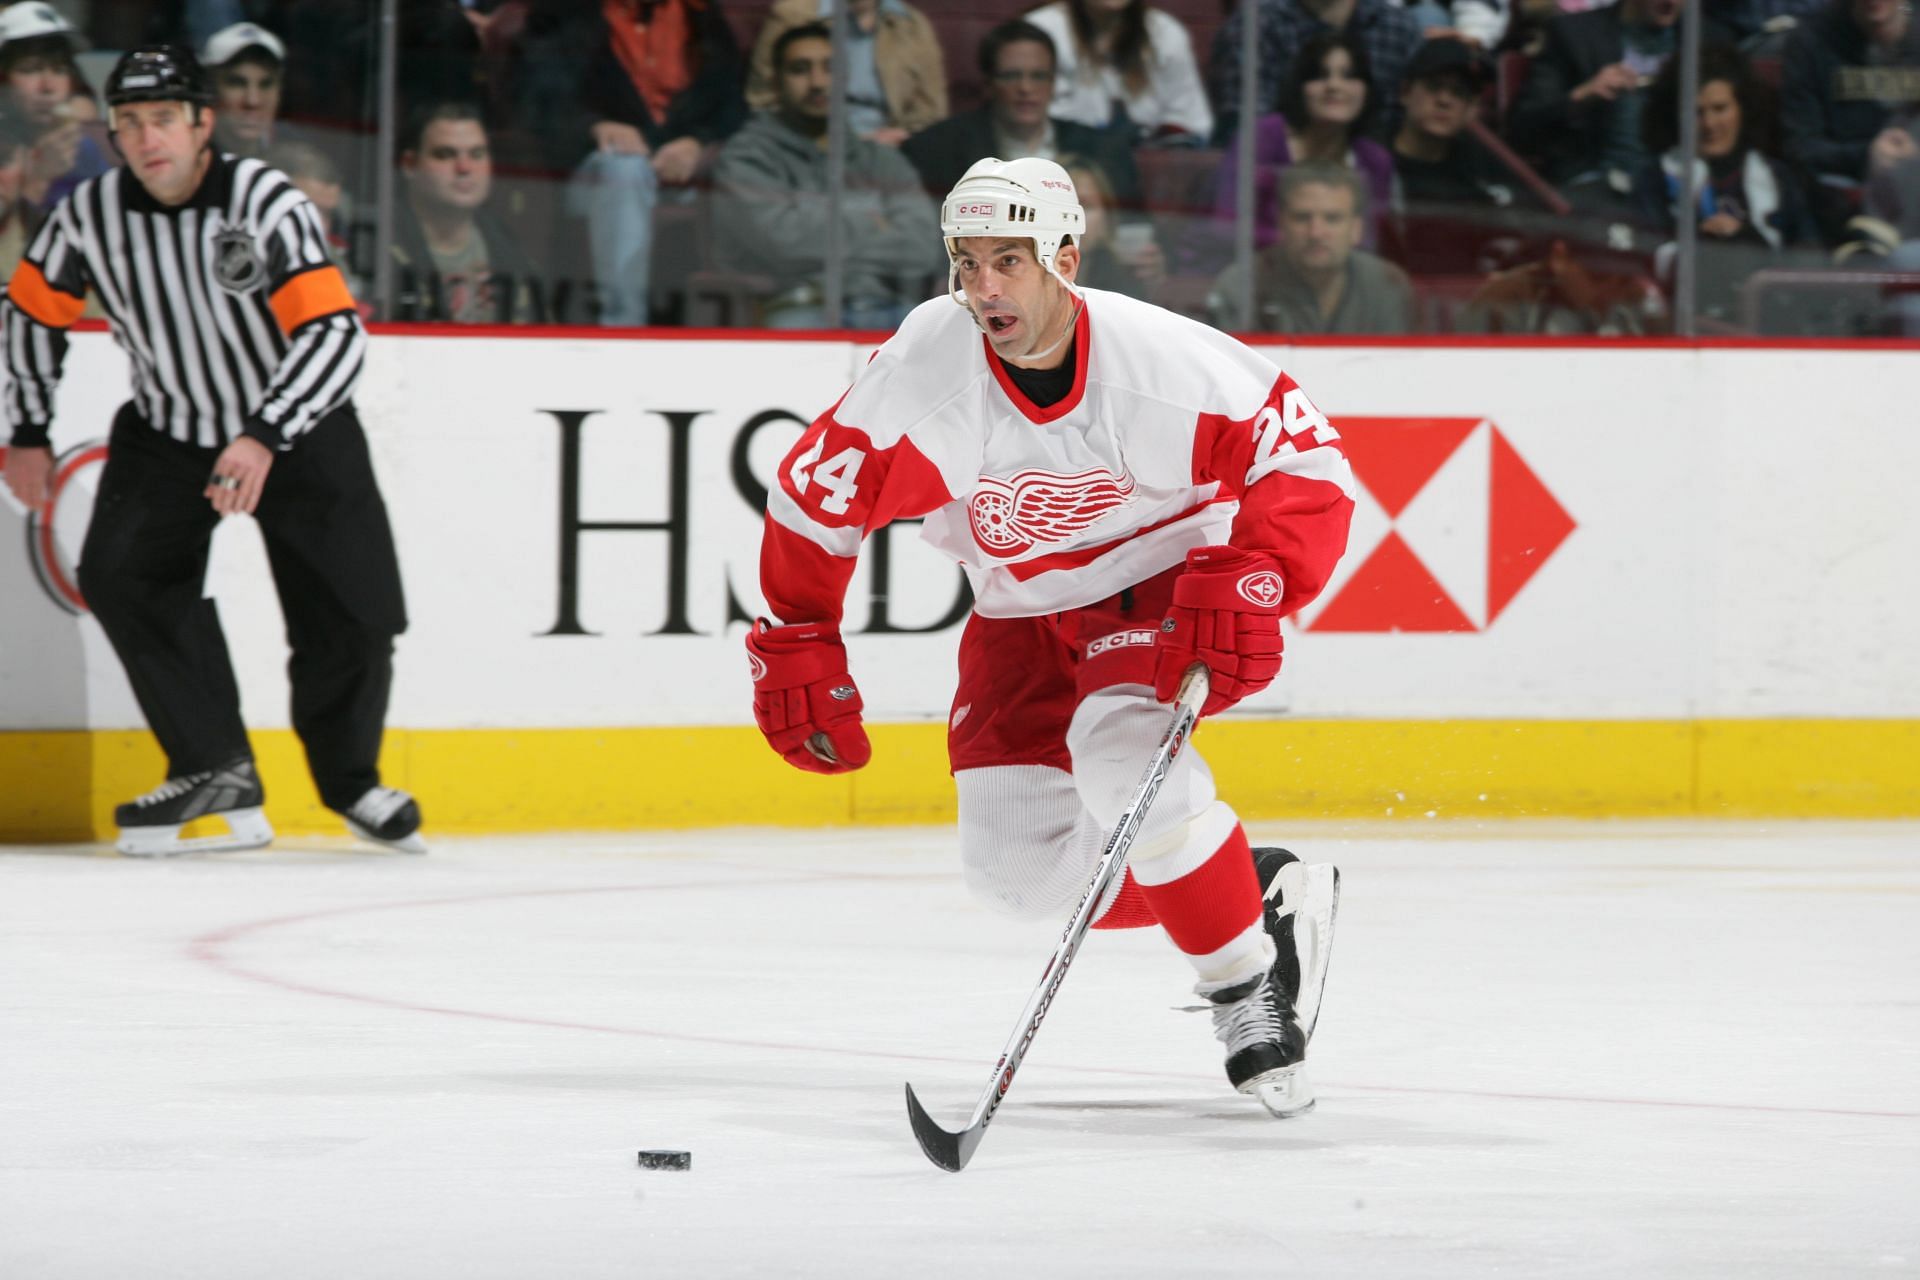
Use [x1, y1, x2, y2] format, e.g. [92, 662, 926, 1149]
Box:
[904, 1083, 984, 1172]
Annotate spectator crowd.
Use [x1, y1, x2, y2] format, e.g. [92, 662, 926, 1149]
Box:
[2, 0, 1917, 334]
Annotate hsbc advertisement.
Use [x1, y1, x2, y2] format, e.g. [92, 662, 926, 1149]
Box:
[3, 333, 1916, 731]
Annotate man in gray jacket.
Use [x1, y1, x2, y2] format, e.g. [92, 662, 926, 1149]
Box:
[1209, 162, 1416, 335]
[713, 21, 943, 328]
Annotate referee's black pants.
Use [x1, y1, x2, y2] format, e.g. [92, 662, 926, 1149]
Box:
[78, 404, 409, 813]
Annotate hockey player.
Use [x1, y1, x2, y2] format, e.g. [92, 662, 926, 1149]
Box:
[747, 156, 1351, 1115]
[0, 48, 423, 857]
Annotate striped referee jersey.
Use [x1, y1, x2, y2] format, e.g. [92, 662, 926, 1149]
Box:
[2, 151, 365, 451]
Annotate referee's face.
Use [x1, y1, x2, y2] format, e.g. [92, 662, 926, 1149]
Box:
[112, 99, 215, 206]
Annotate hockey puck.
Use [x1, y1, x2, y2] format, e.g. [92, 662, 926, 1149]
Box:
[636, 1149, 692, 1171]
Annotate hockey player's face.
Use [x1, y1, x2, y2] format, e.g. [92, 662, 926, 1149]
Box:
[113, 100, 215, 205]
[954, 236, 1078, 363]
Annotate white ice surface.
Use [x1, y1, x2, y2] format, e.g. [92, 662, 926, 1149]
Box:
[3, 822, 1917, 1279]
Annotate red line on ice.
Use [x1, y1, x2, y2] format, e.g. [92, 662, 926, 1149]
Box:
[186, 879, 1920, 1122]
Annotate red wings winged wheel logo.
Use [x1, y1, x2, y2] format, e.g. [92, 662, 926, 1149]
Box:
[968, 467, 1137, 558]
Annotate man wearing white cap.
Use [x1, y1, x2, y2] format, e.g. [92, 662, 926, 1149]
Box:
[746, 156, 1353, 1121]
[200, 21, 285, 158]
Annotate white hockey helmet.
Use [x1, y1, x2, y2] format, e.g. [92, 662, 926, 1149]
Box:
[941, 156, 1086, 307]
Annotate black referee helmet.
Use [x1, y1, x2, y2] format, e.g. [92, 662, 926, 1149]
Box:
[104, 46, 216, 112]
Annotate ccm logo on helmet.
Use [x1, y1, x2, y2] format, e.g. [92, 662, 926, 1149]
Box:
[1237, 571, 1284, 609]
[952, 202, 997, 216]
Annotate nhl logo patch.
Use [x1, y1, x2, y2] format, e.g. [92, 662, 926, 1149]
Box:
[212, 228, 267, 295]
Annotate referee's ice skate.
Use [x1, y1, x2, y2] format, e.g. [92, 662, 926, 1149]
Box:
[1254, 847, 1341, 1039]
[114, 759, 272, 857]
[338, 786, 427, 854]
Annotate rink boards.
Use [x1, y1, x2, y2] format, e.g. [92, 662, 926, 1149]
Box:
[2, 330, 1917, 836]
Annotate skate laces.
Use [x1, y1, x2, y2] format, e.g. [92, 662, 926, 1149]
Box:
[349, 787, 411, 826]
[132, 771, 212, 808]
[1207, 976, 1288, 1056]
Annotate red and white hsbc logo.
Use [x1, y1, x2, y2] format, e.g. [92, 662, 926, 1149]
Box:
[1297, 417, 1575, 634]
[968, 466, 1136, 559]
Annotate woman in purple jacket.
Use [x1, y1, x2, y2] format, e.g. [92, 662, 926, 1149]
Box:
[1211, 31, 1396, 253]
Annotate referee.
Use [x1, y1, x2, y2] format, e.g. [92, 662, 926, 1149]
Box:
[0, 47, 424, 856]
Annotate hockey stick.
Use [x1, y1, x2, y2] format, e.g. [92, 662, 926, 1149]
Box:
[904, 662, 1211, 1172]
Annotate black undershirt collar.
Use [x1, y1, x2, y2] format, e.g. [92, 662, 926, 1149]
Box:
[1000, 337, 1078, 409]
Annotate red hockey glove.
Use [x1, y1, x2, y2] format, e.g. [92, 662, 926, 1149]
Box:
[1153, 545, 1285, 716]
[746, 619, 871, 774]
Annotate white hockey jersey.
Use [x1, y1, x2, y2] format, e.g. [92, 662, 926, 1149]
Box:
[762, 287, 1355, 624]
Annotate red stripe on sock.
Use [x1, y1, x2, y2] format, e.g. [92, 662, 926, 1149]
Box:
[1137, 824, 1261, 956]
[1090, 870, 1157, 930]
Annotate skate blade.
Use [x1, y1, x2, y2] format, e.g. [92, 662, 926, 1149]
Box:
[1240, 1064, 1316, 1119]
[345, 816, 428, 854]
[1286, 864, 1340, 1038]
[117, 808, 275, 858]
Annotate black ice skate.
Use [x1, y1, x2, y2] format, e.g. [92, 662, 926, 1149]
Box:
[114, 758, 272, 857]
[339, 786, 427, 854]
[1196, 970, 1313, 1118]
[1253, 847, 1340, 1040]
